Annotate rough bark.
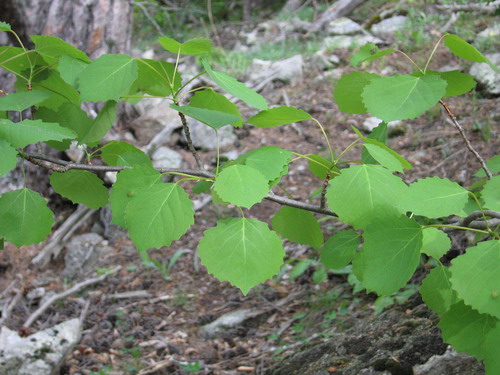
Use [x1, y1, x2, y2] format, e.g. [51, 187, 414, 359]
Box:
[0, 0, 132, 57]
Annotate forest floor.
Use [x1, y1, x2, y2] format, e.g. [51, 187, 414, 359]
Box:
[1, 3, 499, 375]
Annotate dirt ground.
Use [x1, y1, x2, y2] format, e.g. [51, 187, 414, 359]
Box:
[1, 8, 499, 375]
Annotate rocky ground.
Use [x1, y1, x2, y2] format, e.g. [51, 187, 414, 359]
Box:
[0, 2, 499, 375]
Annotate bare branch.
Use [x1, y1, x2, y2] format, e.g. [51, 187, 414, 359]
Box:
[440, 100, 492, 179]
[177, 111, 203, 169]
[23, 266, 121, 329]
[435, 1, 500, 13]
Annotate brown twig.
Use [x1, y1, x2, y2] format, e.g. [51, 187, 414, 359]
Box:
[22, 266, 121, 330]
[320, 170, 332, 210]
[22, 153, 338, 217]
[440, 100, 492, 179]
[177, 110, 203, 169]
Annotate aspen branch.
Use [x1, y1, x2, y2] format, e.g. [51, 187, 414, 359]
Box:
[440, 100, 492, 179]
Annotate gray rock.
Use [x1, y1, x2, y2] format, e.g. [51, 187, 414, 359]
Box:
[371, 16, 408, 38]
[322, 35, 383, 50]
[326, 17, 363, 35]
[414, 346, 484, 375]
[0, 319, 81, 375]
[62, 233, 113, 278]
[477, 23, 500, 40]
[310, 49, 340, 71]
[249, 55, 304, 85]
[185, 119, 236, 151]
[132, 98, 183, 144]
[152, 146, 183, 169]
[201, 309, 253, 338]
[99, 206, 130, 244]
[469, 53, 500, 95]
[362, 116, 407, 136]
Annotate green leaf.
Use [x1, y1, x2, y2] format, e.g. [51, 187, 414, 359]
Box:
[130, 58, 182, 97]
[0, 22, 12, 32]
[0, 140, 18, 176]
[420, 265, 459, 315]
[0, 91, 53, 112]
[190, 89, 242, 127]
[352, 126, 412, 171]
[36, 103, 92, 150]
[202, 59, 268, 110]
[170, 104, 241, 131]
[413, 70, 477, 98]
[474, 155, 500, 177]
[198, 218, 285, 295]
[78, 54, 138, 102]
[350, 44, 395, 67]
[355, 215, 422, 295]
[450, 240, 500, 319]
[438, 301, 497, 359]
[444, 34, 498, 72]
[158, 36, 212, 55]
[362, 121, 387, 164]
[240, 146, 292, 183]
[57, 55, 88, 87]
[308, 154, 333, 179]
[313, 267, 328, 284]
[109, 166, 162, 226]
[0, 119, 76, 148]
[0, 47, 36, 80]
[290, 259, 314, 280]
[484, 324, 500, 375]
[213, 165, 270, 208]
[271, 206, 324, 248]
[482, 175, 500, 211]
[50, 170, 108, 209]
[0, 188, 54, 246]
[334, 71, 379, 114]
[421, 228, 451, 259]
[100, 141, 152, 167]
[326, 165, 408, 229]
[246, 106, 312, 127]
[320, 230, 359, 269]
[31, 35, 90, 64]
[363, 143, 404, 172]
[79, 101, 117, 146]
[125, 183, 194, 251]
[23, 69, 81, 110]
[402, 177, 469, 218]
[362, 74, 447, 121]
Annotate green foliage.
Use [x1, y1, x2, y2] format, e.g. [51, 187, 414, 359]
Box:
[271, 206, 324, 248]
[198, 218, 285, 295]
[50, 170, 109, 209]
[0, 29, 498, 373]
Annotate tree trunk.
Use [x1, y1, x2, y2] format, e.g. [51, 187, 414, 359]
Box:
[0, 0, 132, 57]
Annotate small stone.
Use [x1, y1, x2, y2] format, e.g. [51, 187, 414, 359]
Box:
[326, 17, 363, 35]
[470, 53, 500, 95]
[371, 16, 408, 38]
[151, 146, 183, 169]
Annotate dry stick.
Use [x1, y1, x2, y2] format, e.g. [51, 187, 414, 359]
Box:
[0, 287, 23, 326]
[440, 100, 492, 179]
[22, 266, 121, 330]
[320, 170, 332, 210]
[177, 110, 203, 169]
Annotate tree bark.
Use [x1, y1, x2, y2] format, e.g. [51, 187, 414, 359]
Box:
[0, 0, 132, 57]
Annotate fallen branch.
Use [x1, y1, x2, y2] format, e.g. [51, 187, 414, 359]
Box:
[22, 266, 121, 330]
[436, 1, 500, 13]
[0, 287, 23, 326]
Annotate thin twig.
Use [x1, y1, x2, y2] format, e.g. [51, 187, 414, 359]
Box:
[22, 153, 338, 217]
[79, 300, 91, 325]
[177, 111, 203, 169]
[462, 210, 500, 228]
[131, 0, 164, 35]
[22, 266, 121, 329]
[440, 100, 492, 179]
[0, 287, 23, 326]
[320, 170, 332, 210]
